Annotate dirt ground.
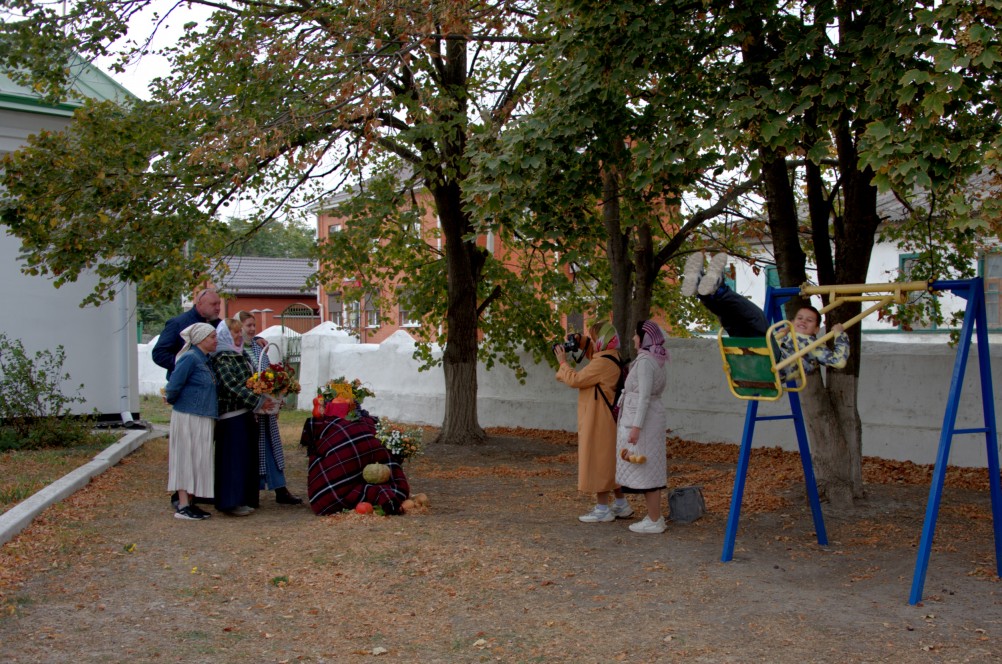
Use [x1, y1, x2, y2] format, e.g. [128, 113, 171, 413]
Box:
[1, 423, 1001, 663]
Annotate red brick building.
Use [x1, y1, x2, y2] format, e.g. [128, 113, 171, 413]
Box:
[214, 256, 320, 333]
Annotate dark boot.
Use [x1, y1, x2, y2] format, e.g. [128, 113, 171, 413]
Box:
[275, 487, 303, 505]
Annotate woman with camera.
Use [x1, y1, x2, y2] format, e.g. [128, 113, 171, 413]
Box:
[555, 322, 632, 523]
[616, 320, 669, 534]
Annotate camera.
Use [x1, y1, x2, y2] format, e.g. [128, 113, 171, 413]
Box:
[553, 333, 582, 355]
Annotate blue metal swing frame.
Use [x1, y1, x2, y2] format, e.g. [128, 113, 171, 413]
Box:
[719, 278, 1002, 605]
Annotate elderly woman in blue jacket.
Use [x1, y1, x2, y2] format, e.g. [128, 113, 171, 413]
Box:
[164, 323, 218, 521]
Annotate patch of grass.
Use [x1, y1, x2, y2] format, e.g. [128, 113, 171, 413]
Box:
[139, 395, 172, 425]
[0, 437, 118, 514]
[0, 483, 44, 505]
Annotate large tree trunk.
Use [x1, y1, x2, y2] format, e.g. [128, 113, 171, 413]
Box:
[602, 166, 633, 357]
[430, 25, 486, 445]
[435, 180, 487, 445]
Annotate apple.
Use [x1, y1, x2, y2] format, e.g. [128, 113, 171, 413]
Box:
[355, 501, 374, 514]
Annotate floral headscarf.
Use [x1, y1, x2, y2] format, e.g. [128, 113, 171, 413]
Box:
[637, 320, 668, 367]
[176, 322, 216, 361]
[215, 320, 243, 354]
[593, 322, 620, 352]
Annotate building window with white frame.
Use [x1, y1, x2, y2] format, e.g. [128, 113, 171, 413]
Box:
[328, 293, 343, 327]
[346, 299, 360, 332]
[363, 295, 380, 329]
[982, 251, 1002, 328]
[898, 253, 935, 330]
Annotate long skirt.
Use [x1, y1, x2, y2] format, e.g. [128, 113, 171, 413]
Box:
[168, 410, 215, 498]
[214, 411, 260, 511]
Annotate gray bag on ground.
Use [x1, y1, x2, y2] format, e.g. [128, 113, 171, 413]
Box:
[668, 486, 706, 524]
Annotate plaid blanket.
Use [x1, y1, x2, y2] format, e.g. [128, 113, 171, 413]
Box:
[299, 416, 409, 515]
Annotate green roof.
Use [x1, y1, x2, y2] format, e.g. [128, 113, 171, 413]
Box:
[0, 52, 136, 117]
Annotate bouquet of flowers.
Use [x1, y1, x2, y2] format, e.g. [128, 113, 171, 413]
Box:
[317, 376, 375, 420]
[247, 363, 301, 414]
[247, 363, 302, 397]
[375, 417, 424, 461]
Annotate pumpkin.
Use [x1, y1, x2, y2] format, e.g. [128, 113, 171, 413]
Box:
[401, 499, 416, 513]
[412, 493, 430, 507]
[362, 462, 392, 484]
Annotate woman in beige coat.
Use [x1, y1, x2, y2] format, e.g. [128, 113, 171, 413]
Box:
[556, 322, 633, 523]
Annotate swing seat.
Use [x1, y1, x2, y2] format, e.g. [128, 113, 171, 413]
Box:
[718, 333, 784, 401]
[717, 323, 807, 402]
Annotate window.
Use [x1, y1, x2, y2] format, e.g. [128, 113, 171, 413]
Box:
[346, 300, 360, 332]
[982, 252, 1002, 327]
[399, 300, 420, 327]
[364, 295, 380, 329]
[723, 262, 736, 291]
[327, 294, 343, 327]
[329, 223, 342, 233]
[765, 266, 780, 289]
[899, 253, 935, 330]
[565, 312, 584, 336]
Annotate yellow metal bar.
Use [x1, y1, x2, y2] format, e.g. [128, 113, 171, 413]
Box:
[819, 295, 893, 314]
[800, 281, 931, 297]
[774, 295, 894, 372]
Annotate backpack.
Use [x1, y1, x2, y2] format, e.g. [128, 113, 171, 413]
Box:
[595, 355, 628, 421]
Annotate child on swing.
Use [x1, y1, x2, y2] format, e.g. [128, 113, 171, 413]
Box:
[681, 252, 850, 374]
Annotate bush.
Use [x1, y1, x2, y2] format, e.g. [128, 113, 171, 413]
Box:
[0, 333, 94, 450]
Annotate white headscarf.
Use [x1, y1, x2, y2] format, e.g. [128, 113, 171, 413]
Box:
[214, 320, 243, 354]
[176, 322, 216, 361]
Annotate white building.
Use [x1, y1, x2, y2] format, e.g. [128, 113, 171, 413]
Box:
[0, 57, 140, 421]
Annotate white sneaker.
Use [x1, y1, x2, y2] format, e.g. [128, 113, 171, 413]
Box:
[610, 502, 634, 518]
[578, 506, 615, 523]
[629, 515, 667, 533]
[698, 253, 729, 297]
[680, 252, 705, 297]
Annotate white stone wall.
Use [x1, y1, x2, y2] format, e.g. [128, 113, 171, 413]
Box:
[138, 327, 1002, 468]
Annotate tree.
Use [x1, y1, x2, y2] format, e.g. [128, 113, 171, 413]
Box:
[0, 0, 548, 444]
[478, 0, 1002, 507]
[225, 218, 315, 259]
[711, 0, 1002, 506]
[469, 1, 758, 353]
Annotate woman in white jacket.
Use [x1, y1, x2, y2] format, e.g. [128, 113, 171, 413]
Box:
[616, 320, 669, 534]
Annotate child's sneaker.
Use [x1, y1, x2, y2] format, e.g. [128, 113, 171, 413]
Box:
[680, 252, 705, 297]
[698, 253, 729, 296]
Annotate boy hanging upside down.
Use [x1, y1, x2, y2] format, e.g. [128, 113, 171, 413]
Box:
[681, 252, 850, 375]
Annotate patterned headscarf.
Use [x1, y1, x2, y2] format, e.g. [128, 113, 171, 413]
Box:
[593, 322, 620, 352]
[636, 320, 668, 367]
[176, 322, 216, 361]
[215, 320, 243, 354]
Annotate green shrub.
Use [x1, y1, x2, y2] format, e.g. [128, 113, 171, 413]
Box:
[0, 333, 95, 450]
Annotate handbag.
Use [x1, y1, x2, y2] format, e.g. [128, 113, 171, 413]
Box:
[668, 486, 706, 524]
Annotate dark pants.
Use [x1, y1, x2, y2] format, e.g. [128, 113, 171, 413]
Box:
[699, 285, 769, 337]
[214, 411, 260, 511]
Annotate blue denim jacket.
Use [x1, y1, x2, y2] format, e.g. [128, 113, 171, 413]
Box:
[165, 348, 218, 418]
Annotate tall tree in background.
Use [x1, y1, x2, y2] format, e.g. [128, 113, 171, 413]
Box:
[226, 218, 315, 259]
[470, 2, 757, 353]
[0, 0, 546, 444]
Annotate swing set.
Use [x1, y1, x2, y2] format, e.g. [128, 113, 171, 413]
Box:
[717, 277, 1002, 605]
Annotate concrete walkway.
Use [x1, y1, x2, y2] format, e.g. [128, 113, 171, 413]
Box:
[0, 425, 161, 546]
